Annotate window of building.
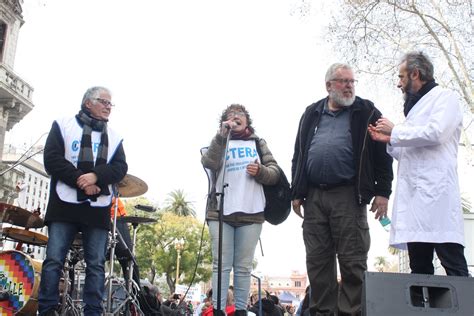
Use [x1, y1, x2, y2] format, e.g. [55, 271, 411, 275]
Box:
[0, 22, 5, 62]
[295, 281, 302, 287]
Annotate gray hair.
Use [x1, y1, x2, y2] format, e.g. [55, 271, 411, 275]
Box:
[81, 86, 111, 110]
[400, 51, 434, 81]
[325, 63, 353, 83]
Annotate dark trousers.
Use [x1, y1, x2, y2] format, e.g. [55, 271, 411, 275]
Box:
[303, 185, 369, 316]
[407, 242, 469, 276]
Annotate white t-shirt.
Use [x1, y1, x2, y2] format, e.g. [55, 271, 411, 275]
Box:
[217, 140, 265, 216]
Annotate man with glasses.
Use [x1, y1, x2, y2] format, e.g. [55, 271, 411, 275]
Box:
[38, 86, 128, 316]
[369, 51, 469, 277]
[291, 63, 393, 315]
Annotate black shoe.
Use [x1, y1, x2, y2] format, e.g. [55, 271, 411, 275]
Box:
[213, 309, 226, 316]
[235, 309, 248, 316]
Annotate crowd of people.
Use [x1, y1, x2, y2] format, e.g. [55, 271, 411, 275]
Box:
[34, 50, 470, 316]
[140, 286, 302, 316]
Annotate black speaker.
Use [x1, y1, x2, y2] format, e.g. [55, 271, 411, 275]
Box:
[363, 272, 474, 315]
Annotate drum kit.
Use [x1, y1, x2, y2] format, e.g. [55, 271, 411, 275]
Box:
[0, 174, 155, 316]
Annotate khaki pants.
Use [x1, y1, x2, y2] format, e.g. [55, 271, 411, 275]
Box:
[302, 185, 370, 316]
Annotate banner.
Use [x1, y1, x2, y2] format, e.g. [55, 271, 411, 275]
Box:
[175, 284, 202, 302]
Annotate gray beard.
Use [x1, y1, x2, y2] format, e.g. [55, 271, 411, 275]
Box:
[329, 90, 355, 107]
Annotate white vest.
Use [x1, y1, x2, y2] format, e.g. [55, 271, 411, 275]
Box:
[55, 117, 123, 207]
[216, 140, 265, 215]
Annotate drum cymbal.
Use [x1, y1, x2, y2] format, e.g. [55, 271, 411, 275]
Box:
[0, 202, 44, 228]
[120, 216, 156, 225]
[2, 227, 48, 246]
[117, 174, 148, 198]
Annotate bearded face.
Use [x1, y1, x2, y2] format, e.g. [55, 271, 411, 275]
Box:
[328, 88, 355, 107]
[326, 68, 357, 108]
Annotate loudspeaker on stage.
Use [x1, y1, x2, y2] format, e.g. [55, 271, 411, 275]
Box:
[362, 271, 474, 316]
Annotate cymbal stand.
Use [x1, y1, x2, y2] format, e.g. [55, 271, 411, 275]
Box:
[60, 250, 82, 316]
[105, 184, 120, 314]
[105, 185, 143, 315]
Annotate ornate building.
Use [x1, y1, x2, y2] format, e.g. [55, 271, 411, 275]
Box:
[250, 270, 308, 302]
[0, 0, 34, 199]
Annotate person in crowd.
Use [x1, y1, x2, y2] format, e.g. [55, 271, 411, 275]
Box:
[201, 104, 281, 316]
[286, 304, 296, 316]
[38, 86, 128, 316]
[248, 291, 283, 316]
[368, 51, 469, 276]
[141, 284, 163, 315]
[195, 289, 213, 316]
[295, 286, 310, 316]
[291, 63, 394, 315]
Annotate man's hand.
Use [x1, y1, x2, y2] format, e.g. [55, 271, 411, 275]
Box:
[374, 117, 395, 136]
[368, 125, 391, 143]
[292, 199, 304, 219]
[369, 196, 389, 220]
[77, 172, 98, 190]
[83, 184, 101, 196]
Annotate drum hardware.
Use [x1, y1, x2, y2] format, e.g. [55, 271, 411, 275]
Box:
[106, 174, 148, 315]
[0, 202, 44, 228]
[59, 248, 82, 316]
[2, 227, 48, 246]
[121, 216, 157, 225]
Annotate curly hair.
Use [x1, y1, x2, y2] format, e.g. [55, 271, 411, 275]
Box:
[219, 103, 255, 133]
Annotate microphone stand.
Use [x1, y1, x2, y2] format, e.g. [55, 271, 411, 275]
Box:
[0, 148, 44, 177]
[215, 130, 232, 312]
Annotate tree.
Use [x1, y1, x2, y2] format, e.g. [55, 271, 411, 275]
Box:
[163, 189, 196, 217]
[304, 0, 473, 148]
[374, 256, 387, 272]
[134, 212, 212, 294]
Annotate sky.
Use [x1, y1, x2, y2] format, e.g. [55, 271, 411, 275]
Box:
[6, 0, 474, 276]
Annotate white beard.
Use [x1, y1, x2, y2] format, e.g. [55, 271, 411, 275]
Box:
[329, 90, 355, 107]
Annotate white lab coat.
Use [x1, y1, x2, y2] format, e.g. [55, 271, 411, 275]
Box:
[388, 86, 465, 249]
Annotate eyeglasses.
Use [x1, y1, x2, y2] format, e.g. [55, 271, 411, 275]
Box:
[227, 111, 245, 118]
[94, 98, 115, 107]
[330, 78, 358, 86]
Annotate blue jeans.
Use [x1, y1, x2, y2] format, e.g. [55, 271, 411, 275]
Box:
[208, 221, 262, 310]
[38, 222, 108, 316]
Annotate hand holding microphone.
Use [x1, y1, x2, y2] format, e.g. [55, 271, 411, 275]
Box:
[220, 120, 237, 136]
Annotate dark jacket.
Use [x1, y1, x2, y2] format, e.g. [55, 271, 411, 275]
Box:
[44, 120, 128, 230]
[291, 96, 393, 205]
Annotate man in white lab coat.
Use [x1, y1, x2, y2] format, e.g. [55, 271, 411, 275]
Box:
[368, 51, 469, 276]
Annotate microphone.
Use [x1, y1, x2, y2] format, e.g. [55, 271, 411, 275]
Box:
[223, 122, 237, 129]
[134, 204, 156, 212]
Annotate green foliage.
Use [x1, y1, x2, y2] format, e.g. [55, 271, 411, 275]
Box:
[134, 212, 212, 294]
[163, 189, 196, 217]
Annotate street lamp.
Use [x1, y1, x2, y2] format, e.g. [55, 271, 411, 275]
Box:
[174, 238, 185, 288]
